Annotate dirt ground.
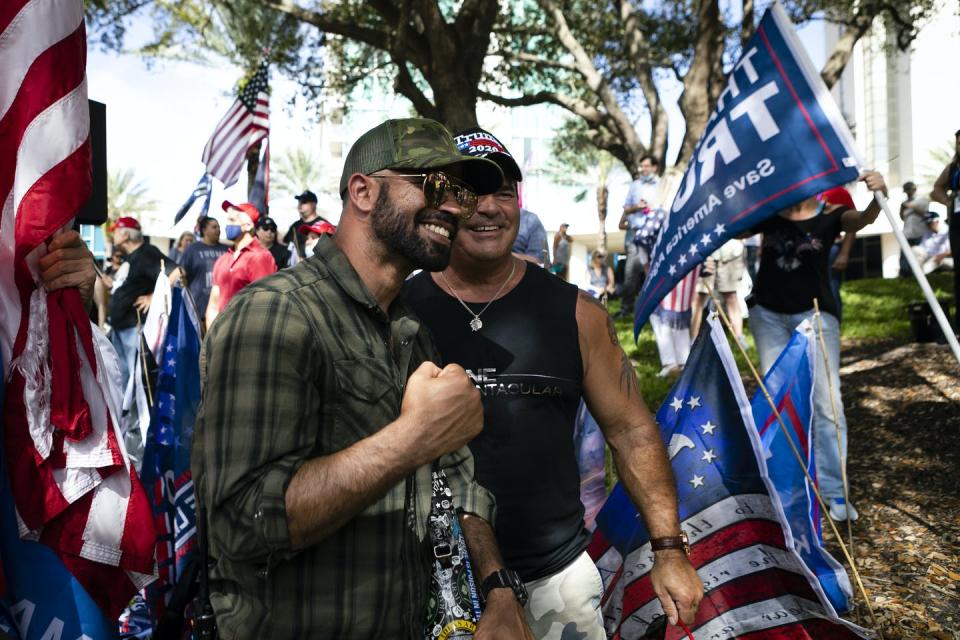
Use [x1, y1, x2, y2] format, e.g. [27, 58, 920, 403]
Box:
[830, 339, 960, 639]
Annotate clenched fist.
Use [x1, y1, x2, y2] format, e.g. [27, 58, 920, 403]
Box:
[398, 361, 484, 466]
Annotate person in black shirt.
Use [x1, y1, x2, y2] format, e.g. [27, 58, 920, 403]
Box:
[107, 216, 170, 391]
[255, 215, 291, 270]
[283, 190, 329, 259]
[748, 171, 888, 523]
[170, 215, 228, 319]
[405, 127, 703, 636]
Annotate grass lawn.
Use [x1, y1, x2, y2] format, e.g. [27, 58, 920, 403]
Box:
[610, 271, 955, 413]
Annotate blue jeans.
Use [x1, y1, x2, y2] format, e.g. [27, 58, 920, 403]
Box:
[749, 305, 848, 500]
[110, 326, 139, 395]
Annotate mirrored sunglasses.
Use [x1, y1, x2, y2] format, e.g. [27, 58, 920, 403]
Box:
[370, 171, 478, 219]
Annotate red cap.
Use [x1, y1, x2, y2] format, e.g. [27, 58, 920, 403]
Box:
[110, 216, 141, 232]
[221, 200, 261, 226]
[819, 187, 856, 210]
[299, 221, 336, 236]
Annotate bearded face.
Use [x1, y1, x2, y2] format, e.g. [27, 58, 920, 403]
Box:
[370, 182, 460, 272]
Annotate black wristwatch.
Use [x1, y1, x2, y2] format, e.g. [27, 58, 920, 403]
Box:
[480, 569, 528, 607]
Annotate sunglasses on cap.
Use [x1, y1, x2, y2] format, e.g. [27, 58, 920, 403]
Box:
[369, 171, 478, 219]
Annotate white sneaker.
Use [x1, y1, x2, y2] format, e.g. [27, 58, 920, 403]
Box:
[828, 498, 859, 522]
[657, 365, 682, 378]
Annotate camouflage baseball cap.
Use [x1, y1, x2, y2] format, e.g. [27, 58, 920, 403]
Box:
[339, 118, 504, 197]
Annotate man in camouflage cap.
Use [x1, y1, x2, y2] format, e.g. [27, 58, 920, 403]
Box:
[193, 118, 532, 639]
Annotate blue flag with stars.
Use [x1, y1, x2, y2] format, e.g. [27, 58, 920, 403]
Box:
[751, 319, 853, 615]
[139, 287, 202, 629]
[173, 173, 212, 225]
[633, 2, 861, 334]
[588, 315, 868, 639]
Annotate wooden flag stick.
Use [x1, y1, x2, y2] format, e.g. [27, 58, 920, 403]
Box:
[703, 281, 884, 638]
[812, 298, 860, 624]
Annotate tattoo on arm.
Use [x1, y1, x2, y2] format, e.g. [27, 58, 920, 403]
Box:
[619, 349, 640, 400]
[578, 289, 618, 347]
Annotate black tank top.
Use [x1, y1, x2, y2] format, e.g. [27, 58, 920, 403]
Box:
[404, 263, 588, 581]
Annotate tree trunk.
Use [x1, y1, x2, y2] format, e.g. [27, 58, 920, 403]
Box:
[246, 140, 263, 200]
[597, 184, 608, 253]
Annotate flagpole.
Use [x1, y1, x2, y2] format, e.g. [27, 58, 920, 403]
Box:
[134, 309, 155, 409]
[874, 191, 960, 365]
[812, 297, 859, 625]
[703, 280, 885, 638]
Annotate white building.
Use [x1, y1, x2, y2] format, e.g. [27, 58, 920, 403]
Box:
[820, 6, 960, 278]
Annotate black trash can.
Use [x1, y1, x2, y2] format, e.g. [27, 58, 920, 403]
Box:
[907, 300, 953, 343]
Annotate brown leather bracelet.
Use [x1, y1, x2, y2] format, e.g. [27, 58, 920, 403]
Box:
[650, 533, 690, 555]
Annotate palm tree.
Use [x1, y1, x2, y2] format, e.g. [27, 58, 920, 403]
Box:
[107, 168, 159, 223]
[272, 146, 323, 198]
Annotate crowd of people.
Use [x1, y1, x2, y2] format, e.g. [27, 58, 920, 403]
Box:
[63, 119, 957, 640]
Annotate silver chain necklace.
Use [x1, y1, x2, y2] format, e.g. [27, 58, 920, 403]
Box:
[438, 258, 517, 331]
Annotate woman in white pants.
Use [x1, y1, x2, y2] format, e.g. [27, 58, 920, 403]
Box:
[650, 270, 697, 377]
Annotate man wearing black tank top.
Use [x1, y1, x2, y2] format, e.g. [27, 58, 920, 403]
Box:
[405, 128, 703, 638]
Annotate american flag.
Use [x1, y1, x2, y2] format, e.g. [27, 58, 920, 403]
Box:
[201, 61, 269, 187]
[588, 316, 869, 639]
[651, 269, 698, 329]
[0, 0, 155, 621]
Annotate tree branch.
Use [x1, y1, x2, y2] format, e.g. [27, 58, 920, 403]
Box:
[259, 0, 391, 50]
[741, 0, 755, 49]
[620, 0, 667, 167]
[498, 51, 577, 71]
[537, 0, 645, 163]
[478, 89, 605, 125]
[820, 12, 873, 89]
[677, 0, 723, 165]
[395, 61, 440, 120]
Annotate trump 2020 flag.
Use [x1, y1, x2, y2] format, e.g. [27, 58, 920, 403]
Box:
[633, 1, 861, 333]
[140, 287, 202, 627]
[588, 315, 869, 638]
[751, 319, 853, 615]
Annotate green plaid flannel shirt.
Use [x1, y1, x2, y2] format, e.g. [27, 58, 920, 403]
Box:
[192, 235, 494, 639]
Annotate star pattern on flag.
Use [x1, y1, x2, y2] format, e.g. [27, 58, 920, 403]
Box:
[665, 394, 727, 493]
[688, 243, 699, 256]
[668, 265, 677, 275]
[678, 254, 687, 266]
[701, 233, 712, 246]
[714, 223, 726, 235]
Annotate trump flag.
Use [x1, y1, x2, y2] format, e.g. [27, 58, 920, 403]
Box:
[751, 320, 853, 615]
[634, 1, 861, 333]
[588, 316, 868, 638]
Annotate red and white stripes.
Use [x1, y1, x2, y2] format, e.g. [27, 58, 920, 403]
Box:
[200, 66, 269, 187]
[1, 0, 155, 618]
[659, 269, 698, 313]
